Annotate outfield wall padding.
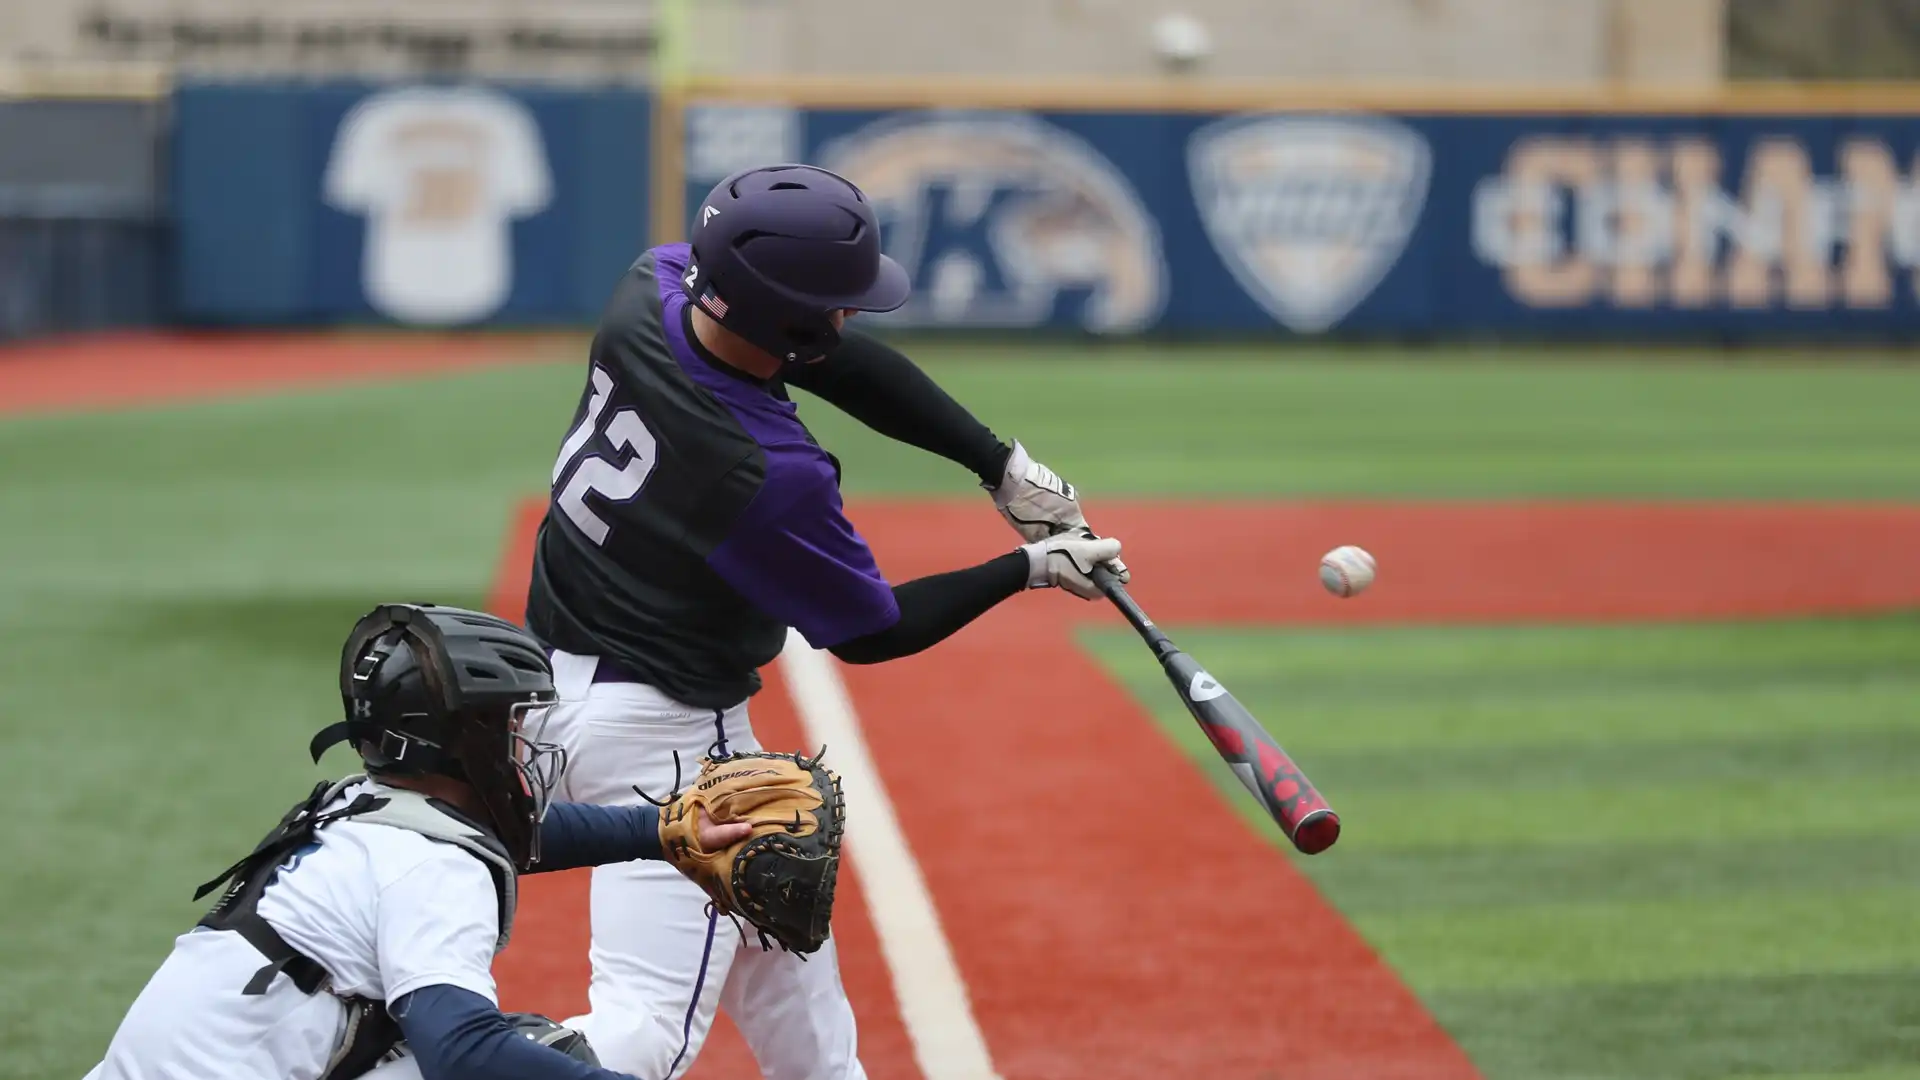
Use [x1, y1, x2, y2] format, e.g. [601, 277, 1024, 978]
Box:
[169, 80, 1920, 337]
[171, 81, 651, 326]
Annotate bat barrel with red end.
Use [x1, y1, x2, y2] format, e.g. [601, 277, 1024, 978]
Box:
[1290, 809, 1341, 855]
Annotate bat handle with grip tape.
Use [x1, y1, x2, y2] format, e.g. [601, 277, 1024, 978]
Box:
[1090, 565, 1175, 658]
[1088, 564, 1342, 855]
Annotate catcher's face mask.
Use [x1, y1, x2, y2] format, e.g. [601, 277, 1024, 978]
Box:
[452, 696, 563, 870]
[507, 702, 567, 855]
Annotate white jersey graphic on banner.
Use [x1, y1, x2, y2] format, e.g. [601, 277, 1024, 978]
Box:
[1189, 114, 1431, 333]
[325, 86, 551, 325]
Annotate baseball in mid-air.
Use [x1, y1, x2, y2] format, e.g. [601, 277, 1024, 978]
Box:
[1319, 545, 1376, 598]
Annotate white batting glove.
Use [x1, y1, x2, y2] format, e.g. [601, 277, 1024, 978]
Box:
[990, 441, 1129, 576]
[1021, 529, 1126, 600]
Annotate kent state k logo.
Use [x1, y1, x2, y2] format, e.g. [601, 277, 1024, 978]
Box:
[818, 113, 1166, 333]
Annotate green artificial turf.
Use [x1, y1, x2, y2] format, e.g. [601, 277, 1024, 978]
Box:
[1080, 615, 1920, 1079]
[793, 344, 1920, 499]
[1429, 972, 1920, 1080]
[3, 339, 1918, 1077]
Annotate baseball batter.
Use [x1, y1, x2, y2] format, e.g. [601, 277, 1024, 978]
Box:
[528, 164, 1125, 1079]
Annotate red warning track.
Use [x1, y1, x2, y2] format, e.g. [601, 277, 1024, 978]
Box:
[489, 497, 1920, 1080]
[0, 331, 551, 415]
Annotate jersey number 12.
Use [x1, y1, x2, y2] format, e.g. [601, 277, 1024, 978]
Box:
[550, 366, 659, 546]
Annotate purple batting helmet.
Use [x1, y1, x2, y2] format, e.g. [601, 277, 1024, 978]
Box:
[683, 164, 910, 364]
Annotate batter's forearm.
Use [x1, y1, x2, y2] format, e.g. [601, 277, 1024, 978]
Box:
[784, 329, 1011, 486]
[528, 802, 663, 873]
[828, 552, 1028, 664]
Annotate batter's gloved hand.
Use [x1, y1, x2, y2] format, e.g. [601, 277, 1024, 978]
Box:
[989, 441, 1130, 577]
[659, 750, 845, 955]
[1022, 528, 1125, 600]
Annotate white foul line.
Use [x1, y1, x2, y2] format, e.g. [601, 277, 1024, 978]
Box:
[778, 629, 1004, 1080]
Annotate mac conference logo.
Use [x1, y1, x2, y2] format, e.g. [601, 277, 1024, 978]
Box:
[1189, 115, 1431, 333]
[818, 113, 1166, 332]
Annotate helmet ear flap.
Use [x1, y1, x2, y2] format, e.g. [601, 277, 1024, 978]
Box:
[780, 317, 842, 357]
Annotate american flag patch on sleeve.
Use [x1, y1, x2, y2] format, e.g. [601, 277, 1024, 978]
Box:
[700, 291, 729, 318]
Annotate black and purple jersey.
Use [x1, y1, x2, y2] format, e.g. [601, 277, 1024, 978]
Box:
[526, 244, 900, 707]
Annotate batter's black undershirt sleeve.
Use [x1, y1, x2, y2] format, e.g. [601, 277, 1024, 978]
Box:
[829, 551, 1028, 665]
[783, 330, 1013, 487]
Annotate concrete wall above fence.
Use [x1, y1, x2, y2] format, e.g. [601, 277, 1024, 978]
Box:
[5, 0, 1723, 83]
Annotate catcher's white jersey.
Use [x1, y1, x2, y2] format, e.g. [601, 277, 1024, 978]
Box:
[85, 784, 499, 1080]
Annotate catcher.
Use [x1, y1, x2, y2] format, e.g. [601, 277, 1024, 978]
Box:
[83, 603, 842, 1080]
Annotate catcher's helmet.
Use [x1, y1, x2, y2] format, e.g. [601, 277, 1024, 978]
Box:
[684, 164, 910, 364]
[309, 604, 562, 869]
[504, 1013, 599, 1064]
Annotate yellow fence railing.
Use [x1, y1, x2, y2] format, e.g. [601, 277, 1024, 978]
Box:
[0, 62, 170, 102]
[664, 75, 1920, 115]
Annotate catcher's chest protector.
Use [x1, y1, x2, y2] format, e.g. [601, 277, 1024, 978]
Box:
[193, 775, 518, 1080]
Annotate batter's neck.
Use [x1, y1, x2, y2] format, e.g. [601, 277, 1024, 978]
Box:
[690, 308, 782, 381]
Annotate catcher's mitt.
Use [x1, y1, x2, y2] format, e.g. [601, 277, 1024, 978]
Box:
[658, 749, 845, 955]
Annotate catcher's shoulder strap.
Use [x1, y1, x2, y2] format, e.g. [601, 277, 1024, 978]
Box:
[193, 776, 374, 995]
[189, 776, 521, 1080]
[194, 776, 519, 955]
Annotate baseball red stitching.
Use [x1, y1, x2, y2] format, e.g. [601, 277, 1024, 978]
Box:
[1324, 558, 1352, 597]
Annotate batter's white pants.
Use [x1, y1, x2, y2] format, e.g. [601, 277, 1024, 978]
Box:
[540, 650, 868, 1080]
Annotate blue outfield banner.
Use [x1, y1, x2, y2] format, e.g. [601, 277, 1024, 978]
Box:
[683, 102, 1920, 337]
[169, 86, 1920, 336]
[173, 81, 651, 326]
